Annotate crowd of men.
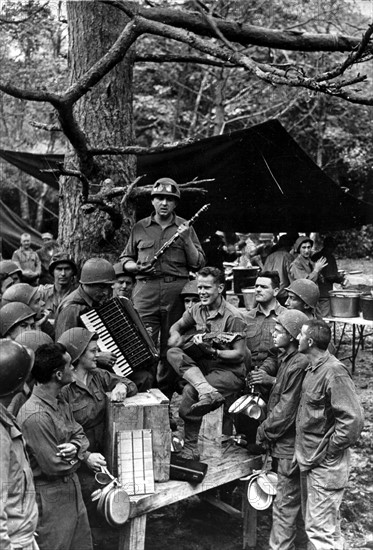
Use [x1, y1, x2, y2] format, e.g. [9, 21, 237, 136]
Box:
[0, 177, 364, 550]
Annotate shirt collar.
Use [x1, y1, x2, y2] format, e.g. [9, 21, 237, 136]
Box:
[146, 212, 179, 228]
[200, 296, 226, 319]
[253, 299, 282, 318]
[307, 350, 331, 372]
[78, 285, 95, 307]
[33, 385, 59, 410]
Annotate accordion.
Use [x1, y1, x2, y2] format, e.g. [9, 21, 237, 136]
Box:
[80, 297, 159, 377]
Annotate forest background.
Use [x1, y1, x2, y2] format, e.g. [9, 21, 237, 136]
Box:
[0, 0, 372, 259]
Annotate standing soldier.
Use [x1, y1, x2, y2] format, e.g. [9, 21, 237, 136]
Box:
[0, 339, 39, 550]
[120, 178, 205, 415]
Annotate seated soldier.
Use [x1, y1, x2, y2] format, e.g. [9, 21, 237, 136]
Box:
[167, 267, 247, 460]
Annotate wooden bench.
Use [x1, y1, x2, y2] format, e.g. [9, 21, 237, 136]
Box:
[117, 447, 261, 550]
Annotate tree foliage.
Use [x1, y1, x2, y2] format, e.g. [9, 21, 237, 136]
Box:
[0, 0, 372, 257]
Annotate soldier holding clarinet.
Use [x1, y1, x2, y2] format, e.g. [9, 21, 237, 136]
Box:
[120, 178, 206, 424]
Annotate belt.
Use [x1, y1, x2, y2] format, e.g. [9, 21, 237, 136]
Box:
[139, 275, 187, 283]
[35, 472, 75, 483]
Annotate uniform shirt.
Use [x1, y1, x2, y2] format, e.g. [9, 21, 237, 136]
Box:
[180, 297, 247, 373]
[0, 404, 38, 550]
[289, 254, 319, 283]
[295, 352, 364, 470]
[256, 348, 309, 459]
[12, 248, 41, 276]
[121, 212, 205, 279]
[17, 385, 90, 478]
[39, 282, 78, 319]
[244, 301, 285, 365]
[59, 368, 137, 452]
[54, 285, 96, 340]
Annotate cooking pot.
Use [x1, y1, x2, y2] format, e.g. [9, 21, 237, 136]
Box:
[360, 294, 373, 321]
[228, 387, 266, 419]
[329, 290, 361, 318]
[232, 267, 260, 294]
[241, 288, 256, 310]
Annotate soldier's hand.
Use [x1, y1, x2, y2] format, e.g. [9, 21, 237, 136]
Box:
[193, 334, 215, 357]
[97, 352, 117, 369]
[247, 369, 275, 386]
[111, 383, 128, 402]
[86, 453, 107, 472]
[137, 261, 156, 275]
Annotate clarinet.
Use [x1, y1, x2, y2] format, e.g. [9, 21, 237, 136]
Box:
[150, 203, 210, 267]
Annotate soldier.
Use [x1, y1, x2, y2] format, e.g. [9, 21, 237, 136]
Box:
[0, 302, 36, 339]
[120, 178, 205, 409]
[0, 339, 39, 550]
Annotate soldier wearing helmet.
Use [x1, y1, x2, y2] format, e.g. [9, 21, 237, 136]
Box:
[0, 302, 36, 339]
[180, 279, 200, 311]
[54, 257, 114, 336]
[254, 309, 310, 550]
[0, 339, 39, 550]
[39, 252, 78, 320]
[120, 177, 205, 411]
[285, 279, 320, 318]
[0, 259, 23, 284]
[58, 328, 137, 525]
[1, 282, 54, 339]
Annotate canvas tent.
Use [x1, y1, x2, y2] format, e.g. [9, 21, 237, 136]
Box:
[0, 199, 43, 258]
[1, 119, 372, 238]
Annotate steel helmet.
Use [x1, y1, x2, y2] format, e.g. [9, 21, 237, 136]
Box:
[15, 330, 53, 351]
[285, 279, 320, 309]
[49, 252, 78, 276]
[79, 258, 116, 285]
[277, 310, 309, 339]
[151, 177, 180, 200]
[180, 280, 199, 297]
[0, 303, 35, 337]
[0, 260, 22, 278]
[1, 283, 38, 307]
[58, 327, 97, 364]
[0, 339, 33, 396]
[294, 236, 314, 253]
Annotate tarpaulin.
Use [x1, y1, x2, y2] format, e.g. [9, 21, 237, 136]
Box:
[0, 199, 43, 258]
[1, 119, 372, 235]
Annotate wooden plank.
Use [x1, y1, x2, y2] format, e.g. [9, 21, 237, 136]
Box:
[117, 430, 155, 495]
[127, 448, 261, 517]
[242, 480, 257, 549]
[201, 493, 241, 519]
[118, 515, 147, 550]
[199, 406, 223, 459]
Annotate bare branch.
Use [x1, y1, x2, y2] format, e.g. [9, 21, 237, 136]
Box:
[135, 53, 237, 67]
[105, 0, 367, 53]
[0, 82, 60, 103]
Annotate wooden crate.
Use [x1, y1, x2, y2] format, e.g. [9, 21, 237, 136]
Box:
[198, 405, 223, 459]
[106, 389, 171, 482]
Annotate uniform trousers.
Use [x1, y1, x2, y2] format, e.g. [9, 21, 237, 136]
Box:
[34, 473, 92, 550]
[133, 277, 188, 397]
[300, 450, 350, 550]
[269, 457, 308, 550]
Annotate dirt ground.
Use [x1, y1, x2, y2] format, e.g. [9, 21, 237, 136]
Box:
[99, 258, 373, 550]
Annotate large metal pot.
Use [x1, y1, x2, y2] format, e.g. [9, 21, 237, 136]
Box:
[329, 290, 361, 318]
[360, 294, 373, 320]
[232, 267, 260, 294]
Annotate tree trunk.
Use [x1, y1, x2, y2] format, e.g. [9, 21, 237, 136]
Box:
[59, 1, 136, 265]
